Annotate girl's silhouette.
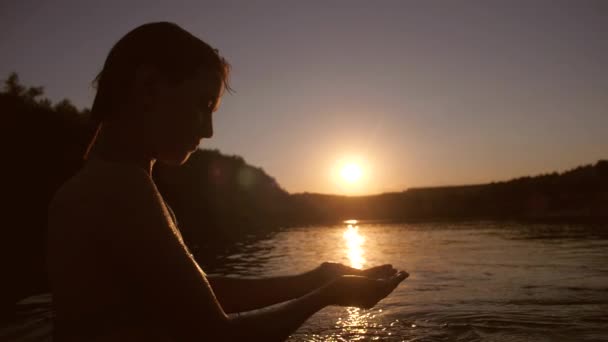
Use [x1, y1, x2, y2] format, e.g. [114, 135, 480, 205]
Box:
[47, 21, 408, 341]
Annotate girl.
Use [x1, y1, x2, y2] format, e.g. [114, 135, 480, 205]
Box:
[47, 22, 408, 341]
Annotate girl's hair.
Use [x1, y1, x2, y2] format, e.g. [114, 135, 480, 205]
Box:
[83, 21, 231, 159]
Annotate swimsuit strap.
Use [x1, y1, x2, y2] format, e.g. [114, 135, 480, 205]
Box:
[162, 198, 178, 227]
[160, 198, 195, 256]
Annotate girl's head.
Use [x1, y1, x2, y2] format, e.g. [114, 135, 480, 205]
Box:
[87, 21, 231, 165]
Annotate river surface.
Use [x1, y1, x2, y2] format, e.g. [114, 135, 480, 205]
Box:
[212, 221, 608, 341]
[2, 221, 608, 341]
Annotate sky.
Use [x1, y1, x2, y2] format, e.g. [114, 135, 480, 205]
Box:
[1, 0, 606, 195]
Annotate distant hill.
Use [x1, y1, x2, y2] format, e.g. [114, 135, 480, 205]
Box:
[289, 160, 608, 223]
[153, 149, 292, 256]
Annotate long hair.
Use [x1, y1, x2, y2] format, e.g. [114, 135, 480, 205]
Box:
[83, 22, 232, 160]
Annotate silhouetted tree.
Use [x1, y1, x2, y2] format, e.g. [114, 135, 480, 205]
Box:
[4, 72, 25, 96]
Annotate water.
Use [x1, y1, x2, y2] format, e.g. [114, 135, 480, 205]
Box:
[211, 221, 608, 341]
[2, 221, 608, 341]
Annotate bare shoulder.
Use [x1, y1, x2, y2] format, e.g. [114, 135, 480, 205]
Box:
[48, 158, 160, 237]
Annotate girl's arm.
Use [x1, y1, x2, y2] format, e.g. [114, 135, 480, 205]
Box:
[103, 166, 406, 341]
[207, 263, 398, 313]
[206, 272, 322, 313]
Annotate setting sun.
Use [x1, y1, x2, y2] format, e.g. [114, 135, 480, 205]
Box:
[340, 163, 363, 183]
[330, 156, 371, 195]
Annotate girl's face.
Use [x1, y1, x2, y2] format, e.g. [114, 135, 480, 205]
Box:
[144, 67, 224, 165]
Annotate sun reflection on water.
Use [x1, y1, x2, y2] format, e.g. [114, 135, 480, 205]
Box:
[339, 219, 371, 338]
[343, 222, 365, 269]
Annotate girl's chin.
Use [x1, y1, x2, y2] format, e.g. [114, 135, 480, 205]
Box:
[158, 150, 194, 166]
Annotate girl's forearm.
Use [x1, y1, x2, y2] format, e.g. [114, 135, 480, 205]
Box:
[207, 270, 324, 313]
[225, 284, 331, 341]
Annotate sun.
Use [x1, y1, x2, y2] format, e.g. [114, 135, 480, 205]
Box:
[330, 156, 370, 194]
[341, 163, 363, 183]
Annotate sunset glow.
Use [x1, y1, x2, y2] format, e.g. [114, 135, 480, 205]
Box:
[340, 163, 363, 183]
[329, 156, 371, 195]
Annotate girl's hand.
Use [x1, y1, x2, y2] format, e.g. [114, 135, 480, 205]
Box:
[313, 262, 398, 283]
[322, 272, 409, 309]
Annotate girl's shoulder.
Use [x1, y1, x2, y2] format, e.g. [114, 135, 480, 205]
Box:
[48, 158, 156, 225]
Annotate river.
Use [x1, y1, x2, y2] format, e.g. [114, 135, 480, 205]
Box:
[212, 221, 608, 341]
[2, 221, 607, 341]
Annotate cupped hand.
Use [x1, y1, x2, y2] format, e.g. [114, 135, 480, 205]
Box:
[314, 262, 398, 283]
[323, 271, 409, 309]
[360, 264, 399, 279]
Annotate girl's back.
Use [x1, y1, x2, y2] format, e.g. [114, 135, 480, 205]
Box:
[47, 157, 174, 341]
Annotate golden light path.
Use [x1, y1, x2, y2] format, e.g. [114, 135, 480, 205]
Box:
[337, 219, 374, 338]
[343, 221, 366, 269]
